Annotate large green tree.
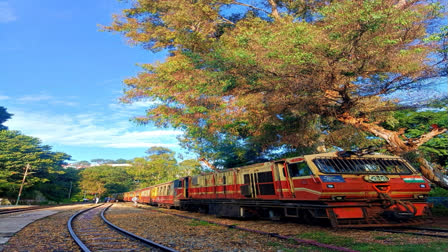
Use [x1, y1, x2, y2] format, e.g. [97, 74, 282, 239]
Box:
[79, 165, 133, 197]
[107, 0, 447, 186]
[78, 148, 203, 195]
[0, 130, 71, 199]
[128, 147, 202, 187]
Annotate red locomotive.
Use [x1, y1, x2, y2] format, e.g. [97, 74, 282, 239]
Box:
[123, 152, 432, 227]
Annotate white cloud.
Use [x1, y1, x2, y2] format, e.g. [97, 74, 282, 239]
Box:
[4, 109, 183, 149]
[0, 2, 16, 23]
[18, 94, 53, 102]
[105, 142, 178, 148]
[0, 95, 9, 100]
[15, 93, 79, 107]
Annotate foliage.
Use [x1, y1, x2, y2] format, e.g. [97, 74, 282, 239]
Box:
[106, 0, 446, 166]
[72, 160, 91, 166]
[429, 187, 448, 197]
[385, 109, 448, 166]
[0, 130, 71, 199]
[0, 106, 12, 130]
[90, 158, 125, 164]
[35, 167, 80, 203]
[79, 165, 133, 196]
[77, 148, 203, 197]
[128, 147, 203, 188]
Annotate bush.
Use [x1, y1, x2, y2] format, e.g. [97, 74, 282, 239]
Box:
[429, 187, 448, 197]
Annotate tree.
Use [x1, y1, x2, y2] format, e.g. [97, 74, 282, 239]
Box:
[128, 147, 179, 187]
[106, 1, 447, 186]
[0, 130, 71, 199]
[386, 108, 448, 166]
[79, 165, 133, 197]
[0, 106, 12, 130]
[73, 160, 91, 167]
[178, 159, 204, 177]
[36, 167, 80, 203]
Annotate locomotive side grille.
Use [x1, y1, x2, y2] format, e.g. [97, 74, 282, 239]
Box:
[313, 157, 413, 175]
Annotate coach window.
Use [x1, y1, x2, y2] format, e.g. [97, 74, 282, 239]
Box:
[288, 162, 312, 177]
[244, 174, 250, 184]
[192, 176, 198, 186]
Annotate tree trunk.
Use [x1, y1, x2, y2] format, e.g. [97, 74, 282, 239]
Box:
[416, 155, 448, 189]
[337, 113, 448, 189]
[199, 158, 219, 171]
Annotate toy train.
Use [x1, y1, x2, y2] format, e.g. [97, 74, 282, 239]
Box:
[121, 152, 432, 228]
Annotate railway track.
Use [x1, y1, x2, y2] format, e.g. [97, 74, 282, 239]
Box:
[0, 206, 55, 215]
[138, 205, 357, 252]
[68, 203, 178, 252]
[375, 227, 448, 238]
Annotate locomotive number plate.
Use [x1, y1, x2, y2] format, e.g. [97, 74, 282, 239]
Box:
[364, 175, 390, 183]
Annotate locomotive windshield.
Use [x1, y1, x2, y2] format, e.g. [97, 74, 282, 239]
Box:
[313, 157, 413, 175]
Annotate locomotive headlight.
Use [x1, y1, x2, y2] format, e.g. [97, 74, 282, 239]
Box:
[326, 184, 334, 188]
[331, 196, 345, 201]
[420, 184, 426, 188]
[414, 194, 427, 199]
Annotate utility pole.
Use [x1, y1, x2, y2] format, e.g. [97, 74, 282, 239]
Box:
[16, 164, 30, 206]
[68, 181, 73, 199]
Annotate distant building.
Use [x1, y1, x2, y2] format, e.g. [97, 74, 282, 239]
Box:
[107, 163, 132, 167]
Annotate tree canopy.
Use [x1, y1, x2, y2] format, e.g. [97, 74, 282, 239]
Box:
[106, 0, 447, 186]
[77, 148, 203, 197]
[0, 130, 71, 199]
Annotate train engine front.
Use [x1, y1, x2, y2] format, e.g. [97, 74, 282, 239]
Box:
[300, 152, 432, 227]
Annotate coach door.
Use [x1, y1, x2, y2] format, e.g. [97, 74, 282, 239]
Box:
[184, 177, 189, 198]
[241, 168, 276, 199]
[241, 171, 258, 198]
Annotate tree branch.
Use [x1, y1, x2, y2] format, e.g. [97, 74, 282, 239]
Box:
[232, 1, 271, 16]
[267, 0, 280, 19]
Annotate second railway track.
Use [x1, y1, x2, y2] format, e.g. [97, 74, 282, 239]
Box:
[68, 203, 178, 252]
[375, 226, 448, 238]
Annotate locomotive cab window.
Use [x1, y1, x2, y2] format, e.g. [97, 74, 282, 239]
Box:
[288, 162, 312, 177]
[313, 158, 412, 175]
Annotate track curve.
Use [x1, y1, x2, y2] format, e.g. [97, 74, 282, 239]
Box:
[68, 203, 178, 252]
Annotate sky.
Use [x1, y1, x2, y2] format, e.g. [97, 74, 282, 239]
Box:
[0, 1, 447, 163]
[0, 0, 185, 162]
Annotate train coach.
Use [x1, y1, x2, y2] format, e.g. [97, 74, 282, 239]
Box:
[125, 152, 432, 228]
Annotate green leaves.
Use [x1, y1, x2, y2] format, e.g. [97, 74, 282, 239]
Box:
[0, 130, 71, 199]
[386, 109, 448, 166]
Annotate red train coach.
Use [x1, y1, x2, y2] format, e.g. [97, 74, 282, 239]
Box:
[125, 152, 432, 228]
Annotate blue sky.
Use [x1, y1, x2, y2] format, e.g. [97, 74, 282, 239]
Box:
[1, 1, 446, 163]
[0, 0, 184, 162]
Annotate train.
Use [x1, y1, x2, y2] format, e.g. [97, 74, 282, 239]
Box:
[122, 151, 432, 228]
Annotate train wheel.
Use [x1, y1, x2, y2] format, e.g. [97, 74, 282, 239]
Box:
[299, 210, 315, 225]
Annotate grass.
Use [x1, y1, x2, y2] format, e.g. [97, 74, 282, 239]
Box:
[297, 231, 448, 252]
[188, 219, 215, 226]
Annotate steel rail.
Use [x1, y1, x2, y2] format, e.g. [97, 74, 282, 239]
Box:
[100, 204, 178, 252]
[0, 206, 42, 215]
[409, 227, 448, 233]
[67, 204, 104, 252]
[376, 228, 448, 238]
